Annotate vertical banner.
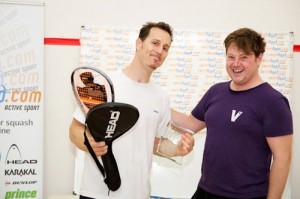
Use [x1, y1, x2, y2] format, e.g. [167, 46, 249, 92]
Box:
[0, 1, 44, 199]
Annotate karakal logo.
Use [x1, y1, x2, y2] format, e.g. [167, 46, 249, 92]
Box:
[5, 168, 37, 176]
[5, 189, 37, 199]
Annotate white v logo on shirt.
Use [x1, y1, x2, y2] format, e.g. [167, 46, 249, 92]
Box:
[231, 110, 243, 122]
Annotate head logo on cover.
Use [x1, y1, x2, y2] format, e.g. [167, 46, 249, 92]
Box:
[71, 66, 139, 192]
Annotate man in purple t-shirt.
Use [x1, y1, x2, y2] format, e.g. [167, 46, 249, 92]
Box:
[172, 28, 293, 199]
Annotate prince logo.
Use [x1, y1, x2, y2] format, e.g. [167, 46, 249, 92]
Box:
[105, 111, 120, 139]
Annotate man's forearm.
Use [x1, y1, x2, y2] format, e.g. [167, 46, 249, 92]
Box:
[69, 119, 88, 152]
[267, 157, 291, 199]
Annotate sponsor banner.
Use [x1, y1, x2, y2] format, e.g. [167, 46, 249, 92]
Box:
[0, 1, 44, 199]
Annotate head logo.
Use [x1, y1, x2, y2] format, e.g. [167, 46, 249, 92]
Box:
[5, 144, 37, 164]
[105, 110, 120, 139]
[5, 144, 22, 164]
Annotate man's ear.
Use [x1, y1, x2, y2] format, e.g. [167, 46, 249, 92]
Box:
[136, 38, 142, 51]
[257, 53, 263, 66]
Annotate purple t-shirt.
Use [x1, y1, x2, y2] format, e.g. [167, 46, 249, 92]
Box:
[192, 81, 293, 198]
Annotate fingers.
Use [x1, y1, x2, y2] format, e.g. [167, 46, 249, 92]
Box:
[88, 137, 108, 157]
[179, 133, 195, 155]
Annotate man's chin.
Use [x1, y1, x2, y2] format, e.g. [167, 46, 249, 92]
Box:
[149, 64, 159, 70]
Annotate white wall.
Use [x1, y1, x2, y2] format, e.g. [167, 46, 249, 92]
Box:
[11, 0, 300, 198]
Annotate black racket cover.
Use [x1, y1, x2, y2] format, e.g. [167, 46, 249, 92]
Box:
[86, 102, 139, 143]
[85, 102, 139, 191]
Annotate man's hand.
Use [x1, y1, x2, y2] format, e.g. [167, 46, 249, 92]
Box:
[176, 132, 194, 156]
[87, 136, 108, 157]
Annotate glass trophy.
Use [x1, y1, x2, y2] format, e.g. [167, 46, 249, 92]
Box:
[157, 121, 195, 165]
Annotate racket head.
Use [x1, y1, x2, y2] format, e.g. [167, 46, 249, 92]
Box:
[71, 66, 114, 115]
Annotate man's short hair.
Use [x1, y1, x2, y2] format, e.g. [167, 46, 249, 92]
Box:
[138, 21, 173, 42]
